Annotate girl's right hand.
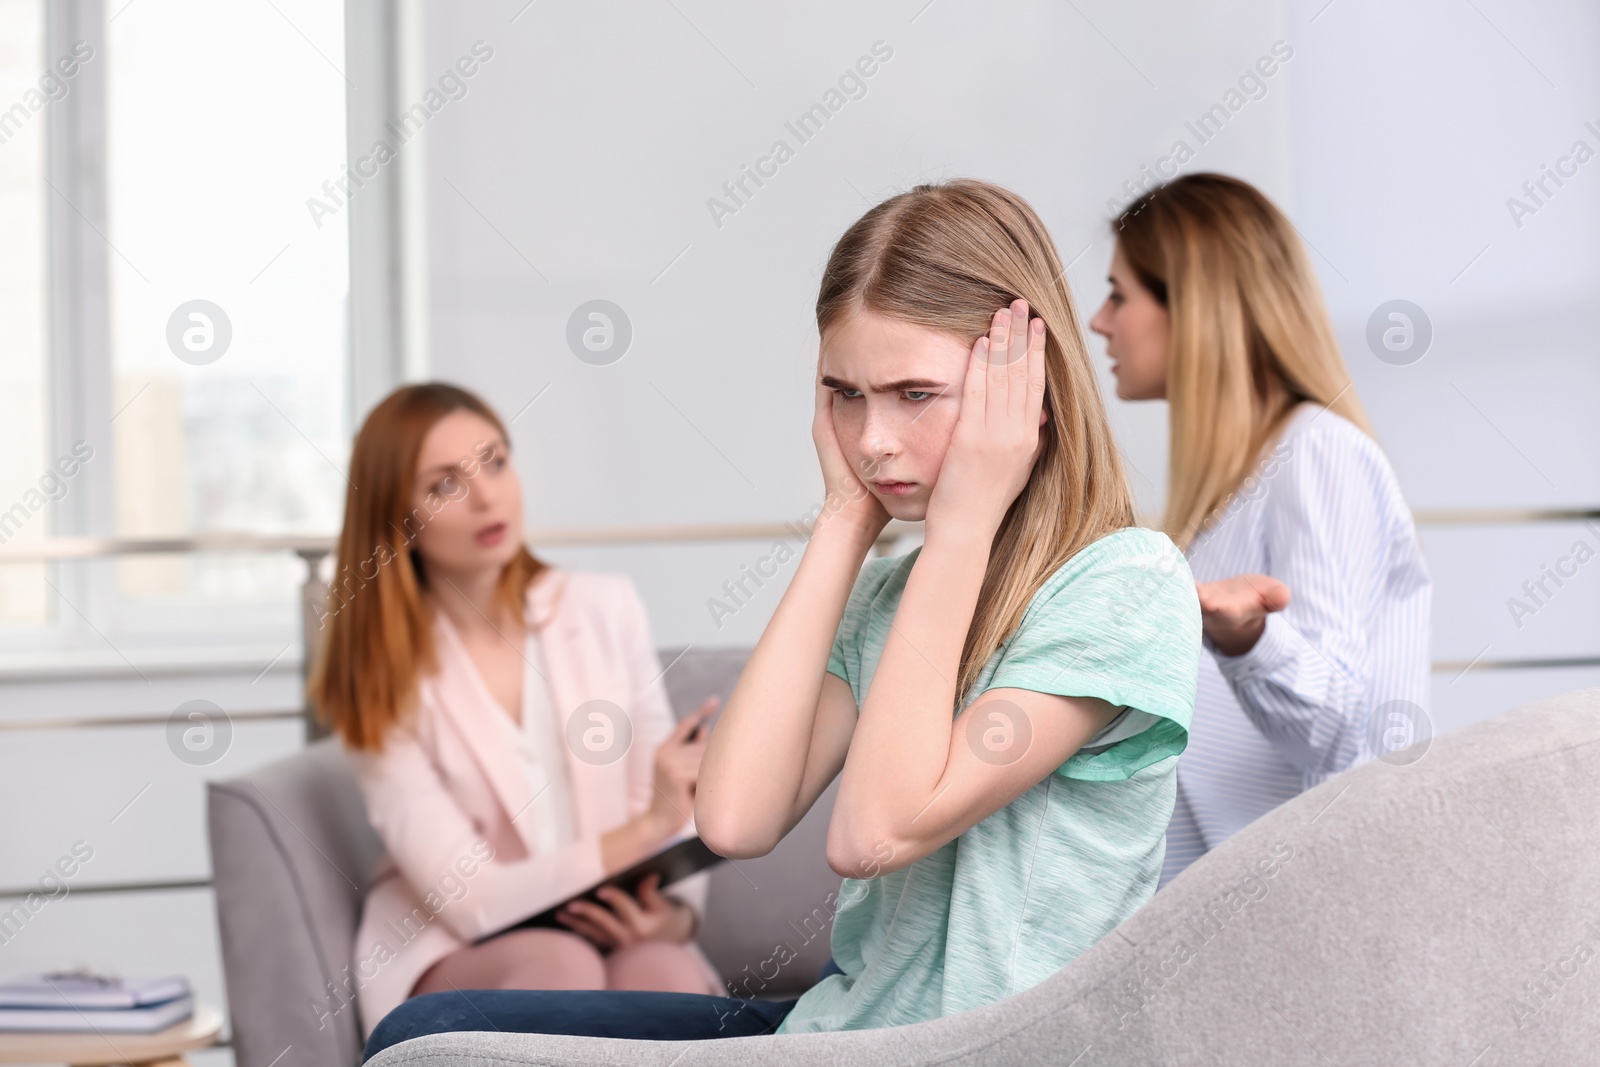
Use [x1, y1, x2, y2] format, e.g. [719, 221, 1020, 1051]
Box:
[812, 376, 891, 538]
[646, 697, 719, 835]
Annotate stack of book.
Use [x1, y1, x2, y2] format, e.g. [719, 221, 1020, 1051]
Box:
[0, 971, 194, 1033]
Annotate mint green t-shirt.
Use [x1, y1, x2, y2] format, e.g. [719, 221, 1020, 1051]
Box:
[774, 526, 1201, 1035]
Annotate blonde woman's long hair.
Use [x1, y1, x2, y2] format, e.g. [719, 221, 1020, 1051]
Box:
[1114, 173, 1372, 550]
[818, 179, 1136, 709]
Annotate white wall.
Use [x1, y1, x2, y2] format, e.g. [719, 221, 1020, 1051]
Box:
[413, 0, 1600, 719]
[1283, 0, 1600, 728]
[414, 0, 1293, 645]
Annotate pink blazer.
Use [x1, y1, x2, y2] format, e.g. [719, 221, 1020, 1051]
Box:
[345, 567, 721, 1036]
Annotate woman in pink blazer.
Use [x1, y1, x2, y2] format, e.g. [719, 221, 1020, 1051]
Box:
[309, 383, 723, 1038]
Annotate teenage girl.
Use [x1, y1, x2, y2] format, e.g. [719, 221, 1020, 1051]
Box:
[311, 383, 724, 1039]
[1087, 173, 1432, 888]
[362, 180, 1201, 1050]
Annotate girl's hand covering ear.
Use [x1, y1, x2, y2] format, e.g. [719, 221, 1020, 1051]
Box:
[812, 375, 892, 539]
[924, 299, 1048, 542]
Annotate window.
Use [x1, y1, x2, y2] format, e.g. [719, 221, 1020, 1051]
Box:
[104, 0, 348, 627]
[3, 0, 352, 655]
[0, 0, 52, 627]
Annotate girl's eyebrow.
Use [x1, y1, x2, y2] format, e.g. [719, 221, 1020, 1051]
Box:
[820, 375, 949, 393]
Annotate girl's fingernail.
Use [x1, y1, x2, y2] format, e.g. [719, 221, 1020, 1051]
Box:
[1032, 319, 1044, 335]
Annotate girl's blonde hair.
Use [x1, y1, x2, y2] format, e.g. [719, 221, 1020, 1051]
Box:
[1114, 172, 1373, 549]
[309, 383, 551, 751]
[818, 178, 1136, 708]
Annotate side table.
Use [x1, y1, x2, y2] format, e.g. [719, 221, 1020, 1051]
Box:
[0, 1004, 223, 1067]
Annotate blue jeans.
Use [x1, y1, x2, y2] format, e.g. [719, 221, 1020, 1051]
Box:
[363, 957, 843, 1059]
[365, 989, 798, 1057]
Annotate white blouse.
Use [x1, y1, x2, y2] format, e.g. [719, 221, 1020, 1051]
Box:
[1158, 402, 1432, 889]
[498, 624, 708, 934]
[511, 629, 579, 858]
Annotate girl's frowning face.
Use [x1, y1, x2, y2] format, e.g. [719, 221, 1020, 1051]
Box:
[819, 310, 974, 523]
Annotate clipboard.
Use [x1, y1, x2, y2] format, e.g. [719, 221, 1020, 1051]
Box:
[482, 835, 726, 940]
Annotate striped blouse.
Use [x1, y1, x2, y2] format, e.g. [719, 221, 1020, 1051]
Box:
[1158, 401, 1432, 889]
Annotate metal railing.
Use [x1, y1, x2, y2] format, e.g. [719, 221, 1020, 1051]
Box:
[2, 507, 1595, 720]
[0, 521, 922, 740]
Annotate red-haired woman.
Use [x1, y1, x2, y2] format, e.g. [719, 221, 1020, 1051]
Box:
[309, 383, 722, 1040]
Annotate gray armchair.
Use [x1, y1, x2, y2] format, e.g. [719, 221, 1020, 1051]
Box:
[360, 685, 1600, 1065]
[208, 646, 840, 1067]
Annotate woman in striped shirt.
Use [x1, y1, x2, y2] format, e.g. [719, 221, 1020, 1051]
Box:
[1087, 173, 1432, 888]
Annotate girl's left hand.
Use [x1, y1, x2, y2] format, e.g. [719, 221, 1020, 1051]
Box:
[924, 299, 1048, 541]
[554, 872, 695, 949]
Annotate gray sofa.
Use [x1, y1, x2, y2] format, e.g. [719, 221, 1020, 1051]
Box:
[208, 647, 840, 1067]
[214, 657, 1600, 1066]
